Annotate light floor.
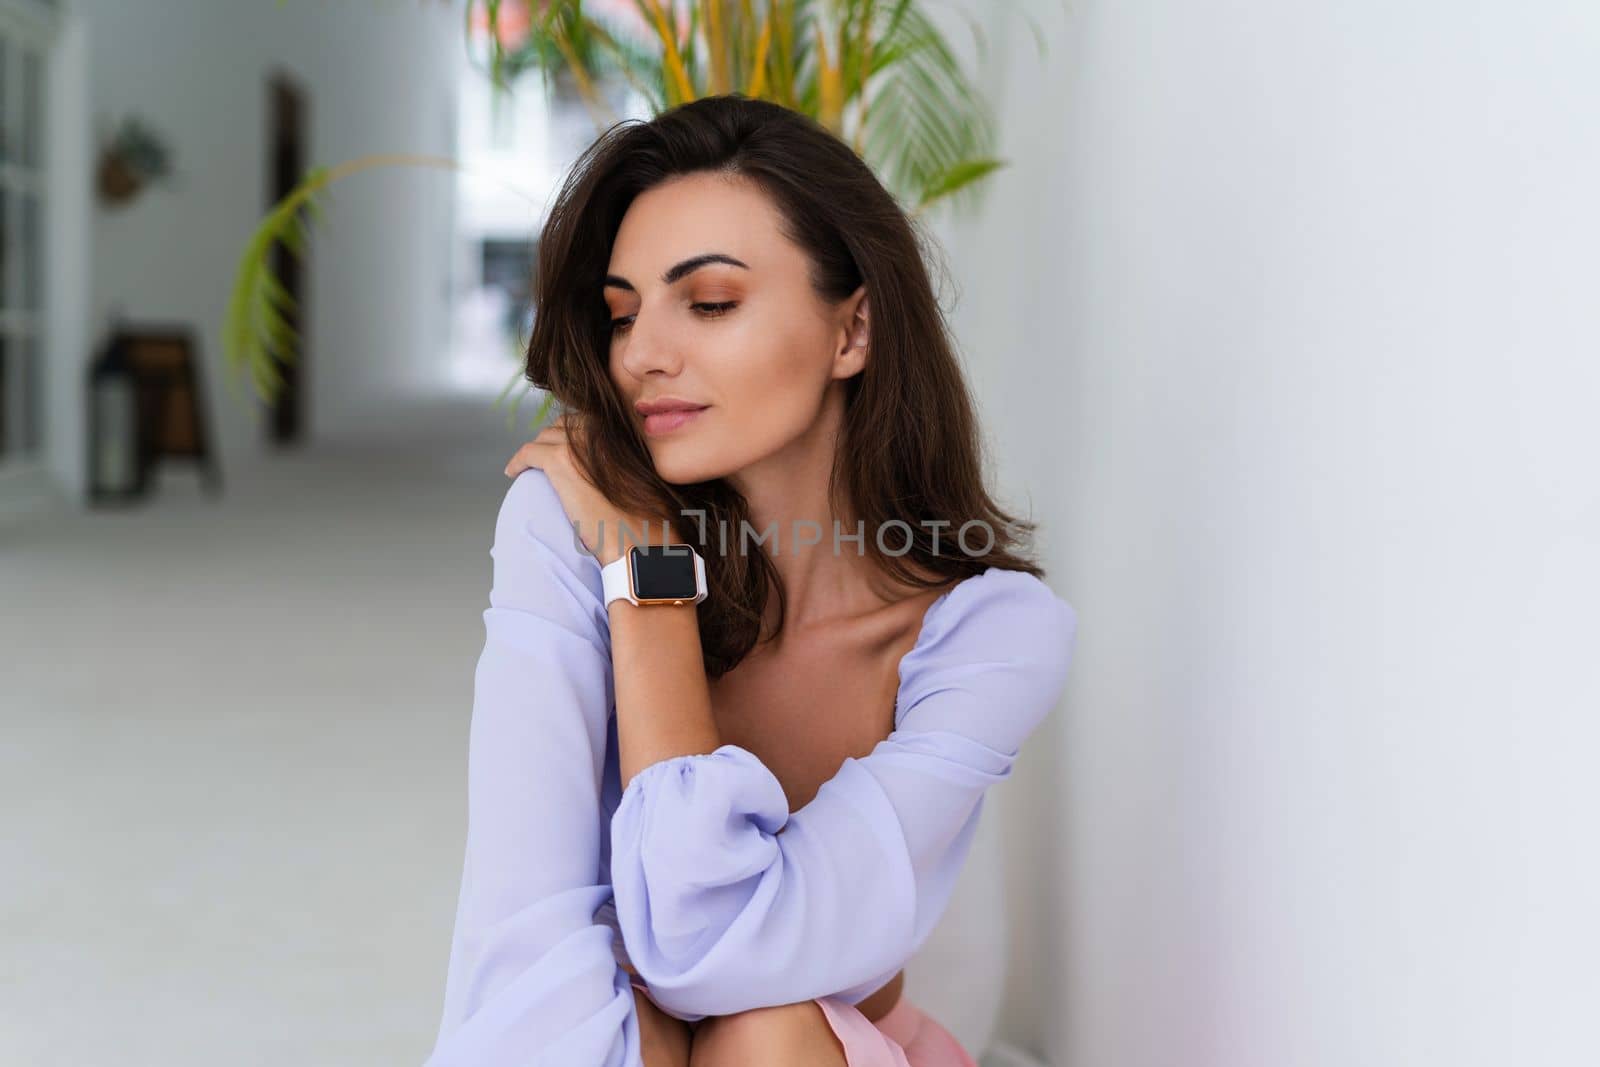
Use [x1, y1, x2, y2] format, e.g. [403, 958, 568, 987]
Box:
[1, 390, 539, 1066]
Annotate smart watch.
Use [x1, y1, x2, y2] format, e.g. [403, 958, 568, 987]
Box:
[601, 542, 708, 607]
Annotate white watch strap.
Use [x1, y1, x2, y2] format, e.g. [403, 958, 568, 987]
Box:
[601, 553, 634, 606]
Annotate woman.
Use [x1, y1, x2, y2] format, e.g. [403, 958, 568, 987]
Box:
[426, 95, 1077, 1067]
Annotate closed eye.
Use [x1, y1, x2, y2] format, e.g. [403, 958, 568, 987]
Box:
[610, 301, 738, 334]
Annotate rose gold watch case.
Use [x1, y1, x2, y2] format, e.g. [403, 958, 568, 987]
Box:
[625, 544, 708, 606]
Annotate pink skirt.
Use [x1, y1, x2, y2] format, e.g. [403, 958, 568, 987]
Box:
[814, 992, 979, 1067]
[630, 976, 978, 1067]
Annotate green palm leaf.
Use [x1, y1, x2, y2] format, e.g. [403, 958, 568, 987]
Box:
[233, 0, 1048, 420]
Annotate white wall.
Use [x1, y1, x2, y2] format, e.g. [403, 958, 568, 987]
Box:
[951, 2, 1600, 1064]
[54, 0, 459, 499]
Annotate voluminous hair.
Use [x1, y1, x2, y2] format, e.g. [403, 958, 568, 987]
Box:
[524, 93, 1044, 679]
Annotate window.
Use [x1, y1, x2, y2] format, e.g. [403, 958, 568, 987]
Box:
[446, 36, 650, 395]
[0, 0, 55, 468]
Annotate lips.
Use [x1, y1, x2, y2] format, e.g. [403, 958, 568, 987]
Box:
[641, 405, 708, 436]
[635, 397, 707, 415]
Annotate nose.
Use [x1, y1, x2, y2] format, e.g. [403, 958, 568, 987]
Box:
[614, 299, 685, 383]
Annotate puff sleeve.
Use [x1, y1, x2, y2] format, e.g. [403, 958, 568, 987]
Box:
[608, 566, 1078, 1023]
[425, 470, 644, 1067]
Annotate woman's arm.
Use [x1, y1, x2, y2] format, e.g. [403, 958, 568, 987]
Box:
[608, 586, 722, 791]
[496, 411, 726, 792]
[607, 566, 1078, 1023]
[425, 471, 645, 1067]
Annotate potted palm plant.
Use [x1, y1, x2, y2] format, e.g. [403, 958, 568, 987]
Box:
[224, 0, 1044, 428]
[97, 116, 175, 207]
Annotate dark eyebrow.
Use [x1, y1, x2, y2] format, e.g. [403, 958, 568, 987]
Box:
[603, 252, 750, 292]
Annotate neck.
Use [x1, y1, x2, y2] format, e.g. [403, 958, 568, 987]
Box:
[726, 385, 884, 631]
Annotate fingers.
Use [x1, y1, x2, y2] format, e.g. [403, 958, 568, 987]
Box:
[503, 441, 549, 478]
[504, 415, 576, 477]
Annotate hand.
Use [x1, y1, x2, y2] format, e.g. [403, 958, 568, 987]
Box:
[503, 413, 675, 566]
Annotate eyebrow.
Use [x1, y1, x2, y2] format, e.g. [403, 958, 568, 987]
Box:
[603, 252, 750, 292]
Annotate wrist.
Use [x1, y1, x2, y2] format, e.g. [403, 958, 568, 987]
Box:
[600, 532, 707, 608]
[598, 517, 682, 567]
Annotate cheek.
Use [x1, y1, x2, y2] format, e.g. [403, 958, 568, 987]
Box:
[724, 298, 833, 389]
[623, 304, 836, 483]
[607, 349, 628, 393]
[706, 318, 829, 428]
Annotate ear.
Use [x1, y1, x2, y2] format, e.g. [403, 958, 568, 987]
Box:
[831, 285, 870, 380]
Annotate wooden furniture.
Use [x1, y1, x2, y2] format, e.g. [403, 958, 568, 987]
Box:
[87, 326, 222, 505]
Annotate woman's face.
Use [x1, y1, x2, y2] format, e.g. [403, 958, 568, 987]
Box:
[604, 171, 868, 487]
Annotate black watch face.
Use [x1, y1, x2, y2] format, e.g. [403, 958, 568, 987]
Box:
[629, 544, 699, 600]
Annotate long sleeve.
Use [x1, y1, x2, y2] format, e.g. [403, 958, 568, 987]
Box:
[607, 565, 1078, 1023]
[426, 469, 644, 1067]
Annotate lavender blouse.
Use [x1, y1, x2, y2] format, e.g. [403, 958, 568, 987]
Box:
[425, 470, 1078, 1065]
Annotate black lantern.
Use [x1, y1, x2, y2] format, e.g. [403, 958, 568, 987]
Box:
[87, 338, 142, 505]
[85, 326, 223, 507]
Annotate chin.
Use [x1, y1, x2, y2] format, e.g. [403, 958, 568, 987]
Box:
[650, 450, 714, 485]
[651, 445, 741, 486]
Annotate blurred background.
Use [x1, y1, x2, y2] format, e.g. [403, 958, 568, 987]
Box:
[2, 1, 1596, 1065]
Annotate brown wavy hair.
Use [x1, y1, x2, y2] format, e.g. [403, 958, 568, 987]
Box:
[523, 93, 1044, 679]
